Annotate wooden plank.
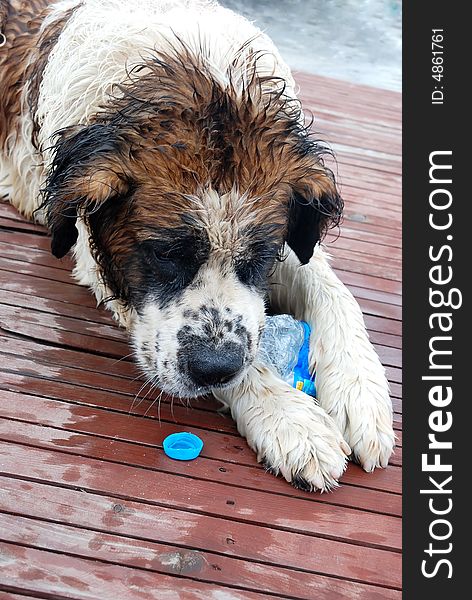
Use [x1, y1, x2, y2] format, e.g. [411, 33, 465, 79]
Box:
[1, 332, 399, 396]
[296, 72, 401, 114]
[0, 229, 51, 251]
[334, 220, 403, 248]
[0, 477, 402, 590]
[342, 211, 400, 233]
[1, 261, 402, 320]
[0, 373, 402, 490]
[309, 95, 401, 126]
[0, 202, 33, 222]
[300, 79, 401, 113]
[341, 200, 401, 221]
[0, 204, 47, 233]
[330, 229, 402, 252]
[333, 164, 401, 189]
[344, 284, 401, 308]
[1, 287, 402, 353]
[332, 150, 400, 176]
[335, 153, 401, 178]
[0, 302, 126, 343]
[331, 256, 401, 283]
[342, 463, 401, 495]
[0, 300, 400, 369]
[312, 108, 401, 140]
[370, 331, 401, 350]
[356, 298, 401, 321]
[0, 541, 277, 600]
[335, 269, 402, 296]
[0, 256, 77, 284]
[4, 221, 385, 293]
[0, 216, 47, 234]
[0, 334, 138, 379]
[0, 335, 401, 422]
[0, 270, 97, 309]
[298, 77, 402, 115]
[0, 514, 401, 600]
[0, 352, 401, 448]
[315, 129, 401, 158]
[1, 235, 403, 301]
[325, 236, 402, 261]
[304, 103, 400, 134]
[0, 442, 402, 551]
[0, 348, 402, 413]
[0, 252, 403, 326]
[0, 239, 72, 270]
[343, 188, 402, 211]
[0, 414, 402, 516]
[0, 288, 115, 326]
[338, 181, 401, 206]
[390, 382, 402, 402]
[385, 366, 401, 385]
[0, 593, 39, 600]
[375, 345, 401, 369]
[4, 226, 399, 279]
[0, 307, 128, 358]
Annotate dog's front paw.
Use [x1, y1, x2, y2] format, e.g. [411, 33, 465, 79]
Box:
[214, 366, 350, 492]
[348, 402, 396, 472]
[324, 381, 396, 473]
[248, 388, 350, 492]
[313, 349, 396, 473]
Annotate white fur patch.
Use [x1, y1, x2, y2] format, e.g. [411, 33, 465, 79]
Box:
[214, 363, 350, 492]
[36, 0, 296, 162]
[269, 244, 396, 473]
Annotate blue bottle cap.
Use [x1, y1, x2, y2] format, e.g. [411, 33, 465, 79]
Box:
[163, 432, 204, 461]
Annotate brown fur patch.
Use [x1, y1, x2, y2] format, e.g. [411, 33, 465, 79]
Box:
[0, 0, 77, 153]
[46, 46, 337, 227]
[42, 45, 342, 300]
[25, 3, 79, 149]
[107, 48, 336, 224]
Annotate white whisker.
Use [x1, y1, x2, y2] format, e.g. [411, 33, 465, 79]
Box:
[130, 376, 153, 413]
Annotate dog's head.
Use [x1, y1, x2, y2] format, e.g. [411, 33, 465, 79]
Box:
[41, 51, 342, 397]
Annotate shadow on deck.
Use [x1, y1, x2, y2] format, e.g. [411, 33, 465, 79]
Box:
[0, 73, 402, 599]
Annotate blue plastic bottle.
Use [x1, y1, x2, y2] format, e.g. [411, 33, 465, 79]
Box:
[258, 315, 316, 397]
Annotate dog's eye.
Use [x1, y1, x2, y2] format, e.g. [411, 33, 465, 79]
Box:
[139, 231, 209, 299]
[142, 242, 178, 277]
[151, 249, 175, 265]
[235, 240, 280, 287]
[235, 255, 277, 287]
[236, 262, 263, 286]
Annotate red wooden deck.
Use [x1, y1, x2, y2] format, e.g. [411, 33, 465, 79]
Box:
[0, 73, 402, 599]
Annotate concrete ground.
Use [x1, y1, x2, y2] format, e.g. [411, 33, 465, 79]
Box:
[220, 0, 401, 91]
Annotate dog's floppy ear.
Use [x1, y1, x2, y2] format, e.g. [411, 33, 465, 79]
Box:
[286, 167, 343, 265]
[42, 123, 131, 258]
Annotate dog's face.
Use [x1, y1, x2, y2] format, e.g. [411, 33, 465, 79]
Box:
[98, 187, 282, 398]
[131, 195, 276, 397]
[42, 52, 342, 397]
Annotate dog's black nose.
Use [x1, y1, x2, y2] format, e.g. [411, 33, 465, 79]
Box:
[188, 343, 244, 387]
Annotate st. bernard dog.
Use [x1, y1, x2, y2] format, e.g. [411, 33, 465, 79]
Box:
[0, 0, 395, 491]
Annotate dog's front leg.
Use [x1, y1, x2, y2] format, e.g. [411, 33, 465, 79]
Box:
[214, 364, 350, 492]
[269, 245, 395, 472]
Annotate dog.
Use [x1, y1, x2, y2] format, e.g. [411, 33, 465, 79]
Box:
[0, 0, 395, 492]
